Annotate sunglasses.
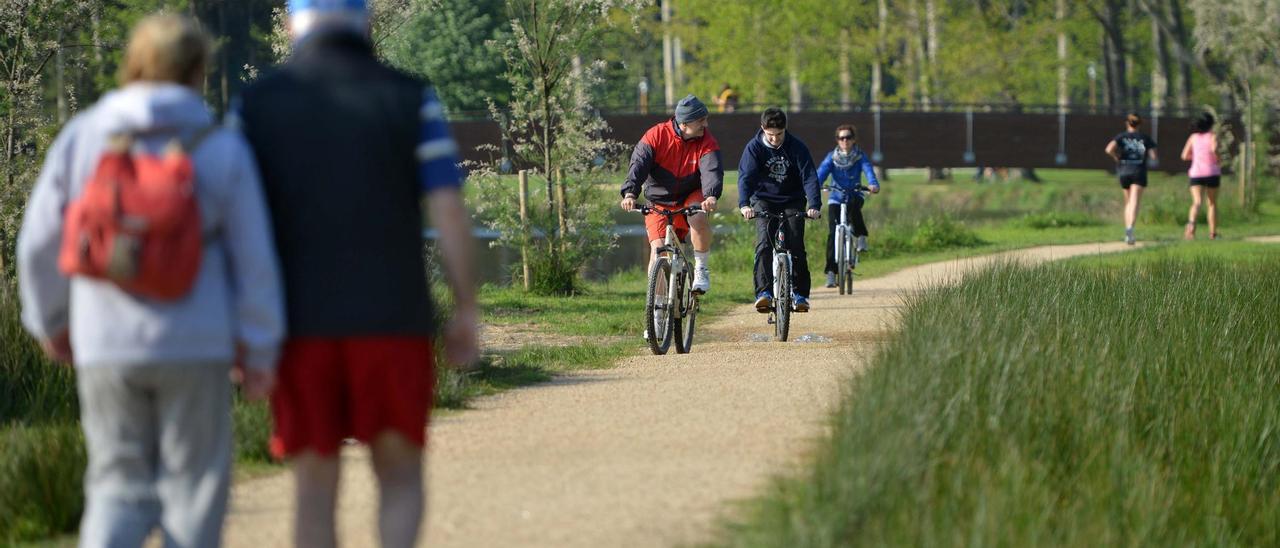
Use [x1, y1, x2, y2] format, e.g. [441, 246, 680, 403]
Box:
[837, 135, 854, 140]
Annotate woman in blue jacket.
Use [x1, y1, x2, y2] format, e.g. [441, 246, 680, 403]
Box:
[817, 124, 880, 287]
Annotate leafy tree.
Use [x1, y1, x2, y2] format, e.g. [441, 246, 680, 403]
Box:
[1188, 0, 1280, 207]
[0, 0, 97, 282]
[381, 0, 511, 113]
[470, 0, 644, 294]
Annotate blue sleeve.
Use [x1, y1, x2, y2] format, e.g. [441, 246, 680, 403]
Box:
[417, 87, 463, 193]
[861, 156, 879, 188]
[816, 152, 833, 185]
[737, 144, 759, 208]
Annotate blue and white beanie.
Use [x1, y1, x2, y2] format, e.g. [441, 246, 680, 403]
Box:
[288, 0, 368, 38]
[288, 0, 366, 13]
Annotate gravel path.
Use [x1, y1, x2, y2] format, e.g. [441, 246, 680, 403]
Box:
[221, 242, 1139, 547]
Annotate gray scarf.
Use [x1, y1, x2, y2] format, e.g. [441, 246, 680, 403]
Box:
[832, 147, 861, 169]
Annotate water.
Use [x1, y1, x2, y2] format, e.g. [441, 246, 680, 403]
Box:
[427, 224, 735, 285]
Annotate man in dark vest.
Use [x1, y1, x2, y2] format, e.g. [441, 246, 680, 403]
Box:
[232, 1, 478, 546]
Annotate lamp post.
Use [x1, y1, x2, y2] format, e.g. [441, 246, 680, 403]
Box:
[1087, 63, 1097, 113]
[638, 78, 649, 115]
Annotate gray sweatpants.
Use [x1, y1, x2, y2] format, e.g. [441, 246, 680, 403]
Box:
[76, 363, 232, 548]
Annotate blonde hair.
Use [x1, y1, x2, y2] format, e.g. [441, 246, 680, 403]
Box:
[118, 13, 212, 87]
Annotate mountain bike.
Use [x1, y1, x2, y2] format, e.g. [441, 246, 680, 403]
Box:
[756, 210, 810, 342]
[830, 184, 870, 295]
[633, 204, 703, 355]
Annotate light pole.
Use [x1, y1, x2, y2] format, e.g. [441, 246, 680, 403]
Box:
[638, 78, 649, 115]
[1087, 63, 1097, 113]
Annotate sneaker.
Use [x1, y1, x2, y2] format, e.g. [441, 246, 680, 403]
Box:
[1184, 222, 1196, 240]
[692, 265, 710, 294]
[754, 291, 773, 313]
[825, 271, 837, 288]
[1124, 227, 1136, 246]
[792, 295, 810, 313]
[642, 329, 650, 340]
[856, 235, 868, 252]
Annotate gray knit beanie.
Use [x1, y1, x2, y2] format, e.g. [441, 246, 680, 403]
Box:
[674, 94, 709, 124]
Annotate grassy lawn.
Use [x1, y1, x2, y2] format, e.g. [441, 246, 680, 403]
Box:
[713, 244, 1280, 547]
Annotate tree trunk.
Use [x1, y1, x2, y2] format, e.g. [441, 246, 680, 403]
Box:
[839, 27, 851, 109]
[218, 0, 229, 112]
[907, 0, 928, 110]
[661, 0, 674, 108]
[872, 0, 887, 108]
[543, 79, 554, 218]
[1057, 0, 1068, 112]
[1168, 0, 1193, 111]
[1150, 1, 1170, 113]
[925, 0, 939, 101]
[673, 36, 684, 92]
[1098, 0, 1129, 111]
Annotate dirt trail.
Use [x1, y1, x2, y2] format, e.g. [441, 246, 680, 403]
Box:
[221, 242, 1139, 547]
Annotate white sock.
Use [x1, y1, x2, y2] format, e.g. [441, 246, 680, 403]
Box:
[694, 251, 709, 269]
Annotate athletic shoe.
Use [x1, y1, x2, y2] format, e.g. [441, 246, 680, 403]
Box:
[825, 271, 837, 288]
[792, 295, 810, 312]
[856, 235, 868, 252]
[1124, 227, 1136, 245]
[754, 291, 773, 313]
[1184, 222, 1196, 240]
[692, 265, 710, 294]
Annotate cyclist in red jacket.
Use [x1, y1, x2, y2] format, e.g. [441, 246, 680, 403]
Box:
[620, 94, 724, 294]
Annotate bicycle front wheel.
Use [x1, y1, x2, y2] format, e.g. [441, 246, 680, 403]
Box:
[675, 269, 697, 354]
[836, 226, 848, 295]
[774, 256, 791, 342]
[843, 233, 856, 294]
[645, 257, 674, 355]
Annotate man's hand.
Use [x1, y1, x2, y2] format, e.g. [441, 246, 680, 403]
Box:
[620, 194, 637, 211]
[740, 206, 755, 220]
[40, 329, 73, 365]
[807, 208, 822, 219]
[700, 195, 717, 213]
[232, 365, 277, 401]
[230, 343, 276, 401]
[444, 306, 481, 371]
[869, 185, 880, 194]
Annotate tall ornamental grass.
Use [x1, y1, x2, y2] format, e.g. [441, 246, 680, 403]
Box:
[720, 256, 1280, 547]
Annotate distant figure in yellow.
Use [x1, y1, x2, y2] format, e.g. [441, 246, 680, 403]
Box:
[715, 83, 739, 113]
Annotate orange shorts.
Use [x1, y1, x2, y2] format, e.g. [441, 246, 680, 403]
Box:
[644, 190, 704, 243]
[269, 336, 435, 459]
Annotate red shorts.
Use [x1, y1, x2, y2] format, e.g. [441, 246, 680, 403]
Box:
[269, 336, 435, 459]
[644, 190, 704, 243]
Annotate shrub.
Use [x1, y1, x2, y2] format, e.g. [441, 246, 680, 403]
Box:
[1013, 211, 1103, 229]
[0, 423, 86, 544]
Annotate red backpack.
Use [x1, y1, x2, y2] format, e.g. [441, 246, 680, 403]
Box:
[58, 127, 216, 300]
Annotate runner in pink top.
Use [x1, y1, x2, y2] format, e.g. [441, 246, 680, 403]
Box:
[1180, 112, 1221, 239]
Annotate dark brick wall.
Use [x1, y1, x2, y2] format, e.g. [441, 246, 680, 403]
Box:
[452, 111, 1236, 175]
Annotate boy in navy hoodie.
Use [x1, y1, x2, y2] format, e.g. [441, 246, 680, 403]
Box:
[737, 108, 822, 313]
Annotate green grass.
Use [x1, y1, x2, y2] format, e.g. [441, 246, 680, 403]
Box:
[714, 251, 1280, 547]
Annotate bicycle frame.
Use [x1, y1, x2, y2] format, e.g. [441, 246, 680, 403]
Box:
[636, 204, 703, 354]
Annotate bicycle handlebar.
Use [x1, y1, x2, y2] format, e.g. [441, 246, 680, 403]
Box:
[754, 210, 811, 220]
[630, 204, 704, 216]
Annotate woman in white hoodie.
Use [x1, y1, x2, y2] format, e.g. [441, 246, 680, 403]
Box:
[17, 13, 284, 548]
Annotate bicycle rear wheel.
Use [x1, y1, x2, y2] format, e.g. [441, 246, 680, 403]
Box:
[675, 269, 697, 354]
[645, 257, 674, 355]
[773, 257, 791, 342]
